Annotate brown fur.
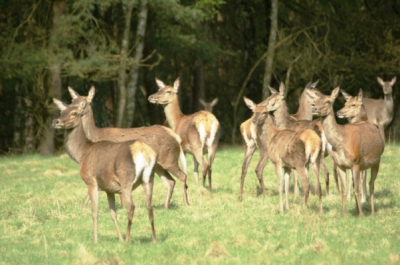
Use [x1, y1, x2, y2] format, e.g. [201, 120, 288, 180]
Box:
[149, 78, 220, 191]
[52, 98, 157, 243]
[68, 87, 189, 209]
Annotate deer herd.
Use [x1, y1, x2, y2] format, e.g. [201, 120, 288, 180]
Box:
[52, 76, 395, 243]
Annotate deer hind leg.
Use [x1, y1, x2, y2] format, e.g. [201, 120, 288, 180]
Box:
[155, 166, 175, 209]
[352, 165, 364, 217]
[311, 158, 323, 214]
[369, 163, 380, 216]
[254, 152, 268, 197]
[106, 192, 123, 241]
[121, 181, 138, 243]
[166, 166, 190, 206]
[332, 159, 340, 194]
[336, 166, 347, 215]
[142, 175, 157, 243]
[206, 142, 218, 192]
[273, 165, 284, 214]
[292, 171, 300, 199]
[296, 167, 310, 208]
[87, 184, 99, 243]
[347, 169, 353, 200]
[192, 149, 208, 190]
[284, 167, 291, 211]
[320, 158, 330, 196]
[239, 144, 256, 200]
[360, 170, 367, 203]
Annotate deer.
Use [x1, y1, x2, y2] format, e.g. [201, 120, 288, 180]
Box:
[148, 78, 220, 191]
[339, 90, 369, 202]
[52, 98, 157, 243]
[252, 94, 323, 214]
[199, 98, 218, 113]
[67, 87, 189, 209]
[308, 87, 385, 216]
[266, 82, 331, 196]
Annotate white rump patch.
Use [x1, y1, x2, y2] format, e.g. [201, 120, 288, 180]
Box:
[207, 122, 218, 147]
[198, 123, 207, 147]
[133, 152, 156, 184]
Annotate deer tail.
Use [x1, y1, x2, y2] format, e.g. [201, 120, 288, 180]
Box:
[130, 141, 157, 183]
[300, 130, 322, 164]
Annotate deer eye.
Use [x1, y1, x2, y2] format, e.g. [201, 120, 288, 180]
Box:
[352, 104, 356, 107]
[71, 112, 77, 116]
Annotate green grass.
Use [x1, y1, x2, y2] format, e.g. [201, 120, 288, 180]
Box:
[1, 144, 400, 264]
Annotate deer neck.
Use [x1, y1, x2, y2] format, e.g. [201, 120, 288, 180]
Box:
[348, 106, 368, 124]
[81, 106, 101, 142]
[295, 92, 312, 120]
[64, 122, 91, 164]
[384, 93, 394, 116]
[163, 97, 184, 131]
[273, 100, 291, 129]
[259, 114, 279, 145]
[320, 109, 346, 148]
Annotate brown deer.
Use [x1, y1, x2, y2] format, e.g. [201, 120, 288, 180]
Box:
[67, 87, 189, 209]
[339, 90, 369, 202]
[267, 82, 331, 196]
[52, 98, 157, 243]
[291, 80, 320, 121]
[252, 98, 323, 214]
[238, 97, 267, 200]
[363, 76, 396, 142]
[308, 87, 385, 216]
[199, 98, 218, 113]
[148, 78, 220, 191]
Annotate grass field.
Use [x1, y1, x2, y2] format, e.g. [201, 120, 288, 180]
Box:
[1, 144, 400, 264]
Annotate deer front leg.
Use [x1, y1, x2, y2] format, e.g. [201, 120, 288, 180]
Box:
[87, 185, 99, 243]
[155, 166, 175, 209]
[320, 158, 329, 196]
[352, 165, 364, 217]
[361, 170, 367, 203]
[311, 158, 323, 214]
[336, 166, 347, 215]
[273, 165, 284, 214]
[106, 192, 123, 241]
[254, 152, 268, 197]
[369, 163, 380, 216]
[167, 166, 190, 206]
[284, 167, 291, 211]
[239, 144, 256, 200]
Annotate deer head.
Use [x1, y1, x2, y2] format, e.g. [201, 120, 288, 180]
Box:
[148, 78, 180, 105]
[337, 89, 364, 119]
[68, 86, 95, 115]
[199, 98, 218, 112]
[309, 87, 340, 117]
[377, 76, 396, 95]
[52, 98, 81, 129]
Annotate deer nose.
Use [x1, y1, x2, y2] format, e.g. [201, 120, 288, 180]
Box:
[52, 119, 60, 127]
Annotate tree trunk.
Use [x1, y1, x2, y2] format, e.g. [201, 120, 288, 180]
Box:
[116, 0, 134, 128]
[262, 0, 278, 99]
[12, 83, 23, 153]
[39, 0, 65, 155]
[192, 59, 205, 112]
[125, 0, 148, 128]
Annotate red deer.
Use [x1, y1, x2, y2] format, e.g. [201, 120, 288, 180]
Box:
[52, 98, 157, 243]
[252, 96, 323, 214]
[68, 87, 189, 209]
[363, 76, 396, 142]
[148, 78, 220, 191]
[199, 98, 218, 113]
[308, 87, 384, 216]
[266, 83, 331, 196]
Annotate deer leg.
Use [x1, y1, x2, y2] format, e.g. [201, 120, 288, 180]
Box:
[155, 166, 175, 209]
[239, 144, 256, 200]
[106, 192, 123, 241]
[320, 158, 329, 196]
[206, 143, 218, 192]
[292, 171, 300, 199]
[192, 150, 208, 190]
[360, 170, 367, 203]
[83, 193, 91, 209]
[142, 179, 157, 243]
[336, 167, 347, 215]
[284, 167, 291, 211]
[353, 165, 364, 217]
[254, 152, 268, 197]
[347, 169, 353, 200]
[273, 165, 284, 214]
[167, 166, 190, 206]
[312, 158, 323, 214]
[193, 156, 200, 186]
[87, 185, 99, 243]
[296, 167, 310, 208]
[332, 159, 340, 194]
[369, 163, 380, 216]
[378, 123, 386, 142]
[121, 181, 137, 243]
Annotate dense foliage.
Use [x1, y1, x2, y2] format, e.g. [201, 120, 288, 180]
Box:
[1, 0, 400, 154]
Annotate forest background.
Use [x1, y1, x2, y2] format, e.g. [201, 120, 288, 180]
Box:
[1, 0, 400, 155]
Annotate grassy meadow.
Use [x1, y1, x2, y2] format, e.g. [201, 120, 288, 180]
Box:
[1, 144, 400, 264]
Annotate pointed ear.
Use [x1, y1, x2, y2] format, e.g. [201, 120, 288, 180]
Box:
[278, 82, 285, 97]
[340, 90, 352, 101]
[331, 87, 340, 100]
[243, 97, 256, 110]
[390, 76, 397, 86]
[311, 79, 319, 88]
[304, 81, 312, 89]
[268, 86, 278, 95]
[210, 98, 218, 106]
[87, 86, 95, 103]
[155, 78, 165, 89]
[68, 86, 80, 99]
[199, 99, 206, 107]
[357, 89, 363, 102]
[173, 77, 180, 91]
[377, 77, 384, 86]
[53, 98, 68, 111]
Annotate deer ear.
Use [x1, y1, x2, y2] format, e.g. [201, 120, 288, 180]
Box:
[279, 82, 285, 97]
[53, 98, 68, 111]
[357, 89, 363, 102]
[311, 79, 319, 88]
[268, 86, 278, 95]
[377, 77, 384, 86]
[173, 78, 180, 92]
[199, 99, 206, 107]
[155, 78, 165, 89]
[340, 90, 352, 101]
[87, 86, 95, 103]
[243, 97, 256, 110]
[331, 87, 340, 100]
[390, 76, 397, 86]
[68, 86, 80, 99]
[210, 98, 218, 106]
